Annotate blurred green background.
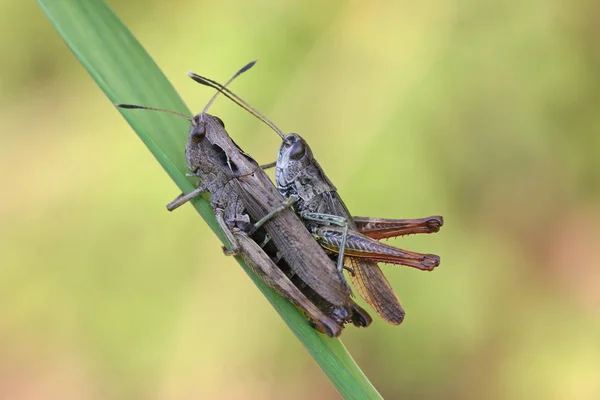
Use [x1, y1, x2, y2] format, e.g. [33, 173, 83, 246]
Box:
[2, 0, 599, 398]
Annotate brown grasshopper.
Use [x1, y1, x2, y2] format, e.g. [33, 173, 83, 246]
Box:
[188, 75, 443, 324]
[117, 62, 370, 336]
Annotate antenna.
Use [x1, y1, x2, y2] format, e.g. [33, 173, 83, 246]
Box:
[188, 67, 286, 139]
[199, 60, 257, 114]
[115, 104, 193, 122]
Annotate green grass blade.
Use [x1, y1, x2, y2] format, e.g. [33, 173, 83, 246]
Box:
[37, 0, 383, 398]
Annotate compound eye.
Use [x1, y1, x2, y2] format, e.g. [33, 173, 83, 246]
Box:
[214, 116, 225, 128]
[190, 123, 206, 142]
[289, 140, 306, 160]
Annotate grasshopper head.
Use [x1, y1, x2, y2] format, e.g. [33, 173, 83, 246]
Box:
[275, 133, 314, 191]
[185, 113, 225, 173]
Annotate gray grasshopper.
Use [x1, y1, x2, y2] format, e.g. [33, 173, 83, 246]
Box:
[117, 62, 370, 336]
[188, 75, 443, 324]
[274, 135, 442, 324]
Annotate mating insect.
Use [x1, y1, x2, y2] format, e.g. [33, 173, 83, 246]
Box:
[189, 73, 443, 324]
[117, 61, 369, 336]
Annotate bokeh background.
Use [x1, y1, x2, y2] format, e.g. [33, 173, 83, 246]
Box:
[2, 0, 599, 398]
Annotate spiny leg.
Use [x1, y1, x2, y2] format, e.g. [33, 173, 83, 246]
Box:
[353, 215, 444, 239]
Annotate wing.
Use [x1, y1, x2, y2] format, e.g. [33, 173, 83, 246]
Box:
[347, 257, 405, 325]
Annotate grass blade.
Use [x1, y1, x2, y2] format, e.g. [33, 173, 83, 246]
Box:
[37, 0, 382, 398]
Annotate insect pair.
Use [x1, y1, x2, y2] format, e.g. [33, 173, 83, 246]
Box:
[117, 61, 443, 336]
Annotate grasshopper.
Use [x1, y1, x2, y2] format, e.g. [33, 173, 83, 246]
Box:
[274, 135, 442, 324]
[188, 75, 443, 324]
[117, 61, 370, 336]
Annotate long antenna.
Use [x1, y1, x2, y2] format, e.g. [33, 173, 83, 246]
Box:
[188, 67, 286, 139]
[200, 60, 257, 114]
[115, 61, 257, 122]
[115, 104, 193, 122]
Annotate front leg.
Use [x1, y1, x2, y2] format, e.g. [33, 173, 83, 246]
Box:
[166, 188, 205, 211]
[166, 175, 209, 211]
